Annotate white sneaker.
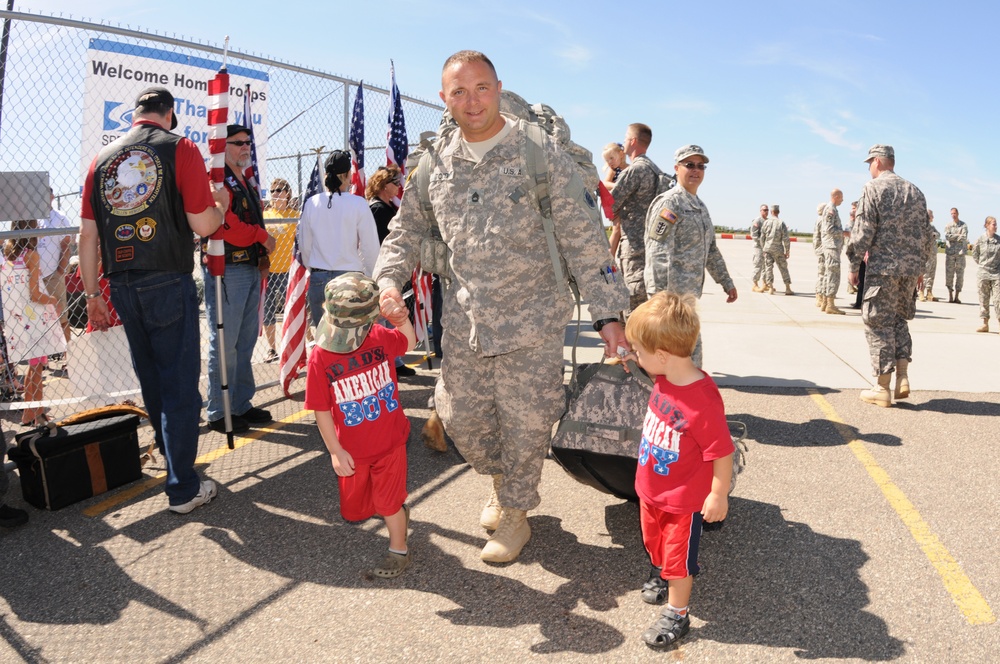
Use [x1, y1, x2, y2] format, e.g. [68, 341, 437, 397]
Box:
[169, 480, 218, 514]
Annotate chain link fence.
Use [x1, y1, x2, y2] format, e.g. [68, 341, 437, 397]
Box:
[0, 9, 444, 421]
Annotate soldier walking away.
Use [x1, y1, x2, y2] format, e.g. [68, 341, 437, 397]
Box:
[819, 189, 846, 314]
[374, 51, 628, 564]
[813, 202, 826, 306]
[760, 204, 793, 295]
[972, 216, 1000, 333]
[750, 204, 768, 292]
[921, 210, 940, 302]
[847, 145, 933, 408]
[944, 207, 968, 303]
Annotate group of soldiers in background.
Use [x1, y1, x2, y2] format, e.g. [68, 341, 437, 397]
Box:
[749, 204, 793, 296]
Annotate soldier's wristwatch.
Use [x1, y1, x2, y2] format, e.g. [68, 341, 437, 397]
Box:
[592, 318, 618, 332]
[84, 291, 102, 300]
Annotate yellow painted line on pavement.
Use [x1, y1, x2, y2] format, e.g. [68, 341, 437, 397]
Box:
[809, 390, 996, 626]
[83, 409, 314, 517]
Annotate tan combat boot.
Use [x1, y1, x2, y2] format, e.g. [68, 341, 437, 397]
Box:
[954, 291, 962, 304]
[767, 285, 776, 295]
[976, 319, 989, 333]
[421, 409, 448, 452]
[784, 284, 794, 296]
[481, 507, 531, 563]
[752, 281, 762, 292]
[926, 289, 937, 302]
[479, 474, 503, 530]
[824, 296, 846, 315]
[894, 359, 910, 399]
[947, 289, 953, 303]
[919, 290, 927, 302]
[815, 293, 824, 307]
[860, 373, 893, 408]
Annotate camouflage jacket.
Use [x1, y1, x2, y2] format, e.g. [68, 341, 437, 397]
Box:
[846, 171, 932, 277]
[643, 185, 735, 297]
[819, 202, 844, 252]
[972, 233, 1000, 279]
[927, 225, 941, 262]
[373, 115, 628, 357]
[813, 215, 824, 255]
[611, 154, 662, 255]
[750, 216, 766, 250]
[761, 216, 790, 254]
[944, 221, 969, 256]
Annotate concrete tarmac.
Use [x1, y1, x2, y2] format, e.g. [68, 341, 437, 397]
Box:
[1, 239, 997, 663]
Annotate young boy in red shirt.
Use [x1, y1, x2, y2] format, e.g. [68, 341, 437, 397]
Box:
[625, 291, 734, 650]
[305, 272, 416, 578]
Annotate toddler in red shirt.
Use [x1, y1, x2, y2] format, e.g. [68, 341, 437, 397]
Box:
[625, 291, 734, 650]
[304, 272, 416, 578]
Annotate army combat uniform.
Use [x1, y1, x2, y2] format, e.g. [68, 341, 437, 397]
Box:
[760, 214, 792, 290]
[819, 202, 844, 297]
[611, 154, 663, 315]
[922, 225, 940, 300]
[944, 219, 968, 300]
[847, 172, 933, 377]
[971, 232, 1000, 324]
[751, 215, 766, 286]
[813, 212, 825, 301]
[374, 115, 628, 512]
[643, 185, 735, 368]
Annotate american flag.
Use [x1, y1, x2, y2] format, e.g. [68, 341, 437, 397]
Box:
[349, 81, 366, 196]
[278, 157, 319, 397]
[204, 65, 229, 278]
[386, 60, 408, 193]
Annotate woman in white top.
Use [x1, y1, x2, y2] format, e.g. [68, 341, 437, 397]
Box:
[297, 150, 381, 327]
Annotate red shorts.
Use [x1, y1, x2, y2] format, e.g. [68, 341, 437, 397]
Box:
[337, 443, 408, 522]
[639, 501, 703, 580]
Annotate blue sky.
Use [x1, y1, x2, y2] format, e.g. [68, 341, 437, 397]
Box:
[13, 0, 999, 239]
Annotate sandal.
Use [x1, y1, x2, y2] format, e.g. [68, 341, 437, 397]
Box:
[373, 550, 410, 579]
[641, 566, 668, 605]
[642, 609, 691, 650]
[20, 413, 50, 428]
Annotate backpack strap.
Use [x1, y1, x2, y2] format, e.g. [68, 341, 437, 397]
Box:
[523, 122, 569, 300]
[414, 132, 439, 236]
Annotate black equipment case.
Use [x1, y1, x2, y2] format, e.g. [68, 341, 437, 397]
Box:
[8, 414, 142, 510]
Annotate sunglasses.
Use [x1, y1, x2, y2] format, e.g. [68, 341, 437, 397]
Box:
[271, 188, 290, 196]
[227, 140, 252, 146]
[679, 162, 708, 171]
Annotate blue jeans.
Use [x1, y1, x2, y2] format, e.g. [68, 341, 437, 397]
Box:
[203, 263, 261, 421]
[108, 271, 203, 505]
[307, 269, 347, 327]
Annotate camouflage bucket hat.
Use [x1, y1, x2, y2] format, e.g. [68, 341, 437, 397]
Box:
[315, 272, 380, 353]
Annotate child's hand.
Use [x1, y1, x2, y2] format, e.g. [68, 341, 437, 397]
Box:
[330, 449, 356, 477]
[380, 298, 409, 327]
[702, 491, 728, 523]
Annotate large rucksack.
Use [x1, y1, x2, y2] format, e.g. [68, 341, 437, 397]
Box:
[408, 90, 601, 300]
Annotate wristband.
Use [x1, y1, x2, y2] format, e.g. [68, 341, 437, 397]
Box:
[592, 318, 618, 332]
[85, 291, 102, 300]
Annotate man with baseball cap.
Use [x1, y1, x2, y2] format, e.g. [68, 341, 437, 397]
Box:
[847, 144, 934, 407]
[644, 144, 737, 368]
[79, 86, 229, 514]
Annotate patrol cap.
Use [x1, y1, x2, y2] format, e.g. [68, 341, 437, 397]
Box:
[864, 144, 894, 162]
[135, 86, 178, 130]
[674, 144, 709, 164]
[227, 124, 252, 138]
[325, 150, 352, 176]
[315, 272, 381, 354]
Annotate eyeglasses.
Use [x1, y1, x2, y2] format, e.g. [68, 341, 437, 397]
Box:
[227, 140, 252, 146]
[271, 188, 290, 196]
[679, 162, 708, 171]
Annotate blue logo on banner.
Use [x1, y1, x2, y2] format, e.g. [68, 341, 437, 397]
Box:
[103, 101, 132, 131]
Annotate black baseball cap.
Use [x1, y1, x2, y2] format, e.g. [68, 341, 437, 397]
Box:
[135, 86, 178, 130]
[227, 124, 252, 138]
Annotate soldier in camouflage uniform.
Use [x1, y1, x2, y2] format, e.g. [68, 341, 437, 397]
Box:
[819, 189, 846, 314]
[374, 51, 628, 564]
[847, 145, 933, 408]
[612, 123, 666, 316]
[921, 210, 940, 301]
[751, 204, 768, 292]
[972, 216, 1000, 332]
[813, 203, 826, 307]
[944, 208, 969, 303]
[644, 144, 737, 369]
[760, 205, 793, 294]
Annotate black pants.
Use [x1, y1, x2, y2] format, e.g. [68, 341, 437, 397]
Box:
[854, 261, 867, 308]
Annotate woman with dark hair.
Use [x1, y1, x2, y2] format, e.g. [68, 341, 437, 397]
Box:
[297, 150, 380, 328]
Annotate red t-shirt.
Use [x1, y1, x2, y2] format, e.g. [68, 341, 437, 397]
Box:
[635, 372, 735, 514]
[304, 325, 410, 463]
[81, 121, 216, 220]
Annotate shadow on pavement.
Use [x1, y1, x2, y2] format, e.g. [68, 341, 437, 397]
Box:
[900, 398, 1000, 417]
[729, 412, 901, 448]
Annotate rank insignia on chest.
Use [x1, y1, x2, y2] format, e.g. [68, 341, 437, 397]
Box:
[469, 188, 483, 204]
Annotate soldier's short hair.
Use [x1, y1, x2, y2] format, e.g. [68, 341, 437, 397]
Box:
[442, 50, 497, 79]
[627, 123, 652, 148]
[625, 291, 700, 358]
[771, 205, 780, 215]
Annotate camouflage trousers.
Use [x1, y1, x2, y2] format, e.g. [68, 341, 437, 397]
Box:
[763, 250, 791, 287]
[977, 277, 1000, 320]
[923, 255, 937, 292]
[945, 254, 966, 293]
[434, 332, 565, 511]
[815, 253, 826, 295]
[616, 237, 647, 317]
[752, 246, 764, 282]
[861, 274, 918, 376]
[823, 250, 841, 297]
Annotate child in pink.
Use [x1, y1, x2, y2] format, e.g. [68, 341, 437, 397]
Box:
[304, 272, 416, 578]
[625, 291, 734, 650]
